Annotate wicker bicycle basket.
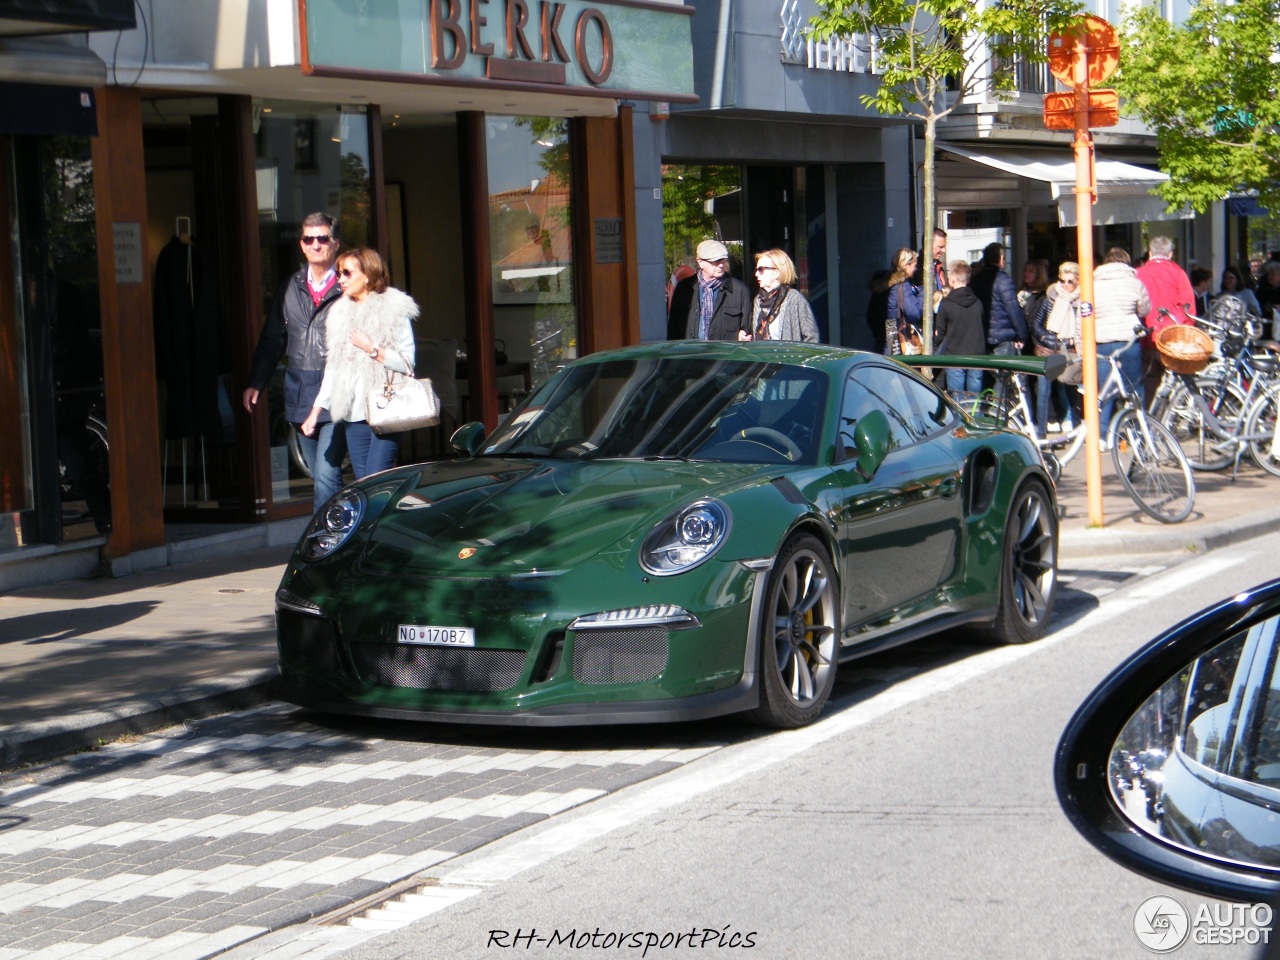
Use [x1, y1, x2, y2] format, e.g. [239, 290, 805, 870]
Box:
[1155, 323, 1214, 375]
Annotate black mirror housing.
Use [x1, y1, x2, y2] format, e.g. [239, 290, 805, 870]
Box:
[1056, 579, 1280, 903]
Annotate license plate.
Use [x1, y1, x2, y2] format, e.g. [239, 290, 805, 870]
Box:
[397, 624, 476, 647]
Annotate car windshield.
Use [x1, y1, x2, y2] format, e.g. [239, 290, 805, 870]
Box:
[482, 356, 827, 465]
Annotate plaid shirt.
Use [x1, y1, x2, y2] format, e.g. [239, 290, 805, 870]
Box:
[697, 274, 722, 339]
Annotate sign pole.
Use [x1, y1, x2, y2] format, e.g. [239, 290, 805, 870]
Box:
[1074, 31, 1104, 528]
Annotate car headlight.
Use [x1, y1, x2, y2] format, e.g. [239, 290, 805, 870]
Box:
[300, 489, 366, 561]
[640, 499, 731, 576]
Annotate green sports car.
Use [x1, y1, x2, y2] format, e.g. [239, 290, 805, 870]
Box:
[275, 341, 1058, 728]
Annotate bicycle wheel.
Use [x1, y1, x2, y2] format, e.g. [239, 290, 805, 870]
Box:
[1111, 408, 1195, 523]
[1245, 390, 1280, 478]
[1159, 377, 1246, 471]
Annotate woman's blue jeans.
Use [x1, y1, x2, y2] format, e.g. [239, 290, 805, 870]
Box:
[346, 420, 401, 479]
[1096, 339, 1143, 435]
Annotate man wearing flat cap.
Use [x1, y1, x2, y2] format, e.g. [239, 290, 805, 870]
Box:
[667, 239, 751, 341]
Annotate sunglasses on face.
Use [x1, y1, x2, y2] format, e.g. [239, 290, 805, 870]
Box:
[338, 268, 358, 278]
[301, 235, 332, 246]
[755, 264, 776, 273]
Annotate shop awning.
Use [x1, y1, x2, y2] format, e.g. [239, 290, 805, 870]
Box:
[935, 142, 1192, 227]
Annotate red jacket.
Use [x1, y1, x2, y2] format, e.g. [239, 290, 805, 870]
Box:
[1135, 257, 1195, 339]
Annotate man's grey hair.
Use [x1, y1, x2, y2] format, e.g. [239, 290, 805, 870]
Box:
[302, 211, 340, 241]
[1148, 236, 1174, 258]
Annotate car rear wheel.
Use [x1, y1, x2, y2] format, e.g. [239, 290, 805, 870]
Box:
[986, 479, 1057, 645]
[751, 534, 839, 728]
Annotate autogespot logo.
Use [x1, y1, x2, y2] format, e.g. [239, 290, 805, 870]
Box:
[1134, 895, 1191, 953]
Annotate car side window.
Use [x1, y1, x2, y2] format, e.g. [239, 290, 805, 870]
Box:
[840, 366, 917, 453]
[898, 375, 956, 437]
[1182, 633, 1246, 773]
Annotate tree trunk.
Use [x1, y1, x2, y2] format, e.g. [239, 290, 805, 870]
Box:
[921, 114, 937, 356]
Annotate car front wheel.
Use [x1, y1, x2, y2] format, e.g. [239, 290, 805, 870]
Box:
[751, 534, 840, 728]
[987, 479, 1057, 644]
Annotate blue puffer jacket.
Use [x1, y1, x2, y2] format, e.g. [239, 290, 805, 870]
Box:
[971, 266, 1028, 346]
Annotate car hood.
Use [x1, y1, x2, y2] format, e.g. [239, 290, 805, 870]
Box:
[361, 457, 772, 575]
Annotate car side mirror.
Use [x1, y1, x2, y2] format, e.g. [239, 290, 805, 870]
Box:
[1056, 578, 1280, 903]
[450, 421, 487, 458]
[853, 409, 891, 480]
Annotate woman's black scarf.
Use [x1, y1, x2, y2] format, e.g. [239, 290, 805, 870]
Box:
[755, 285, 788, 340]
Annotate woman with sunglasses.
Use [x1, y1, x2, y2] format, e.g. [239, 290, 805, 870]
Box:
[1031, 262, 1083, 437]
[301, 248, 419, 479]
[748, 249, 820, 342]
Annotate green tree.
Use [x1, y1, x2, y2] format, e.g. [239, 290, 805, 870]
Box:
[1115, 0, 1280, 216]
[809, 0, 1081, 347]
[340, 152, 370, 249]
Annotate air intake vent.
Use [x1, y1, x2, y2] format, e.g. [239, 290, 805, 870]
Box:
[572, 628, 668, 684]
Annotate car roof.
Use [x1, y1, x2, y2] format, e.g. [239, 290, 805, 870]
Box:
[574, 339, 865, 370]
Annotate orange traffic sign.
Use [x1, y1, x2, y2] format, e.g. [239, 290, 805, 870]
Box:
[1043, 89, 1119, 130]
[1048, 14, 1119, 88]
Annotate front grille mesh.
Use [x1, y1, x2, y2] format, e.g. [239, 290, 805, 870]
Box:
[350, 643, 526, 692]
[572, 627, 668, 684]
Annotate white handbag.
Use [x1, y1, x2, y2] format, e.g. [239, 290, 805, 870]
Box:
[365, 353, 441, 435]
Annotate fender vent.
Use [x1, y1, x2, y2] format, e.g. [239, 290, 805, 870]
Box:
[967, 449, 999, 516]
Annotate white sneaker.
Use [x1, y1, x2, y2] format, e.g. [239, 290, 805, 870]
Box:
[1099, 438, 1111, 453]
[1047, 421, 1062, 433]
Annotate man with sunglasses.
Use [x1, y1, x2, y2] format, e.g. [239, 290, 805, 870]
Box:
[243, 212, 347, 512]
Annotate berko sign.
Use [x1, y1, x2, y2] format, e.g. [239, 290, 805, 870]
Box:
[301, 0, 694, 100]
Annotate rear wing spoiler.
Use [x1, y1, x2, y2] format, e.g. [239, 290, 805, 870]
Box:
[897, 353, 1067, 382]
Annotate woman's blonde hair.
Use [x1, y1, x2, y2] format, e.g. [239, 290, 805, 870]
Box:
[888, 247, 918, 287]
[1058, 261, 1080, 280]
[755, 248, 798, 285]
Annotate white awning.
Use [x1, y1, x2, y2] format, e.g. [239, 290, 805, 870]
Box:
[935, 142, 1192, 227]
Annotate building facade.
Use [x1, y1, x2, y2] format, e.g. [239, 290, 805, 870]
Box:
[0, 0, 694, 584]
[633, 0, 919, 352]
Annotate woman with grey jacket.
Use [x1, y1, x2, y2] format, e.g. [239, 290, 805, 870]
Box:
[749, 249, 820, 343]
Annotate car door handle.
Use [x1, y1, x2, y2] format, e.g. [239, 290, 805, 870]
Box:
[938, 476, 959, 499]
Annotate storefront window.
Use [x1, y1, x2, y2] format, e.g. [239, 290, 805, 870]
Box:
[0, 138, 33, 549]
[43, 136, 105, 539]
[255, 101, 371, 507]
[662, 164, 744, 282]
[486, 116, 577, 388]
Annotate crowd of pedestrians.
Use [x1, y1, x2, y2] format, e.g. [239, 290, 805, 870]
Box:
[665, 229, 1276, 444]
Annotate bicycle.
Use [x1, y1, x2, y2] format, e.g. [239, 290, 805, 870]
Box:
[1151, 305, 1280, 477]
[964, 328, 1195, 523]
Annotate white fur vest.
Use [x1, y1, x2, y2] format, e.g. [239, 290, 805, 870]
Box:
[319, 287, 420, 422]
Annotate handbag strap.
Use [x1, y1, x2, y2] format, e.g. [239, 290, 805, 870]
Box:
[379, 346, 416, 382]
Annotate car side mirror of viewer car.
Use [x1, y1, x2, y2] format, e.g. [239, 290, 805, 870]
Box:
[1056, 578, 1280, 903]
[450, 421, 487, 458]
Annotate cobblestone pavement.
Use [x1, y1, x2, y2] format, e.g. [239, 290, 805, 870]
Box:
[0, 705, 729, 958]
